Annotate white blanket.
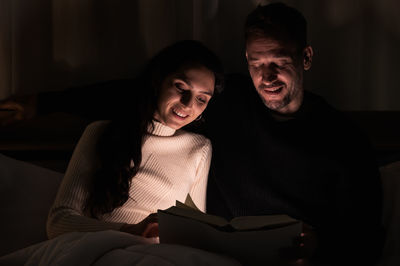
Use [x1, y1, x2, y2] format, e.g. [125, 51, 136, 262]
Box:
[0, 230, 240, 266]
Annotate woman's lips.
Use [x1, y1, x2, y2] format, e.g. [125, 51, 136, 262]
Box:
[172, 108, 189, 119]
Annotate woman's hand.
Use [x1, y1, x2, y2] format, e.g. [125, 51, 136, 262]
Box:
[120, 213, 159, 238]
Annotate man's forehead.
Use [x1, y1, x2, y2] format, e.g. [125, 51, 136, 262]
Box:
[248, 48, 292, 58]
[246, 37, 297, 58]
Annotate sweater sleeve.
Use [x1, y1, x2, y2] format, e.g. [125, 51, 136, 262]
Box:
[189, 138, 212, 213]
[46, 121, 124, 239]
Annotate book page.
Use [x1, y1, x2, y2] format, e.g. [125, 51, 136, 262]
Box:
[175, 200, 196, 211]
[174, 194, 200, 211]
[168, 195, 299, 231]
[158, 210, 303, 265]
[230, 214, 300, 231]
[161, 205, 229, 228]
[183, 193, 200, 211]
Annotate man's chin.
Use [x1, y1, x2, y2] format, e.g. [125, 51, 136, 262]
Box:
[262, 96, 291, 111]
[265, 101, 285, 111]
[256, 90, 291, 110]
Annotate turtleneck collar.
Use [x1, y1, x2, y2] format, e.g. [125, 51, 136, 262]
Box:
[148, 120, 176, 136]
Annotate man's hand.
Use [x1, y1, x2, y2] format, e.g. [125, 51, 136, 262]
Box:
[120, 213, 159, 238]
[300, 224, 318, 259]
[279, 223, 318, 266]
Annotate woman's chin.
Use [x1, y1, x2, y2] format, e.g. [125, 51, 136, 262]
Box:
[164, 120, 184, 130]
[168, 117, 195, 129]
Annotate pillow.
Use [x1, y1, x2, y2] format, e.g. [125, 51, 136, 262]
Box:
[0, 153, 63, 256]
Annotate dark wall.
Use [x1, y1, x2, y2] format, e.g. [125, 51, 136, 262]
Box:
[1, 0, 399, 110]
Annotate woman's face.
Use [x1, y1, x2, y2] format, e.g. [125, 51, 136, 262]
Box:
[154, 66, 215, 130]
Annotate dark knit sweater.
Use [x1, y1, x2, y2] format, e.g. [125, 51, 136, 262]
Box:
[203, 74, 384, 265]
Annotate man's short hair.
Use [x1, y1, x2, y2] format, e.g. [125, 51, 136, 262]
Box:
[245, 2, 307, 51]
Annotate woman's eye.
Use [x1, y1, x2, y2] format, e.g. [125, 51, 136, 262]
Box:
[197, 97, 207, 104]
[175, 83, 184, 92]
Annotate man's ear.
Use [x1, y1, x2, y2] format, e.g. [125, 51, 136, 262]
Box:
[245, 51, 249, 61]
[303, 46, 313, 70]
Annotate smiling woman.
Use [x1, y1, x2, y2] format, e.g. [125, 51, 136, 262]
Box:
[154, 67, 215, 129]
[46, 40, 224, 240]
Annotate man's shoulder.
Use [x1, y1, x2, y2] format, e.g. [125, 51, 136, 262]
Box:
[303, 91, 370, 143]
[303, 91, 335, 110]
[302, 91, 345, 120]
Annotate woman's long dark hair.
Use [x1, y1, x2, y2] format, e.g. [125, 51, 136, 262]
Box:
[84, 40, 224, 218]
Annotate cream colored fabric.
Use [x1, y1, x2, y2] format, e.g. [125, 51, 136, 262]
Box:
[47, 120, 211, 239]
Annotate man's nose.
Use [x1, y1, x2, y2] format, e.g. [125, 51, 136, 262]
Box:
[261, 65, 278, 84]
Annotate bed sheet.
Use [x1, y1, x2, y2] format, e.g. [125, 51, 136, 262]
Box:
[0, 230, 240, 266]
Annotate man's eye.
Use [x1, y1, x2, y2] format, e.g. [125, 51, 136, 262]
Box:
[271, 62, 287, 69]
[249, 62, 260, 67]
[249, 63, 262, 70]
[277, 60, 291, 67]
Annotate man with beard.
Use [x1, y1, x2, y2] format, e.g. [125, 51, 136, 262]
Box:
[204, 3, 384, 265]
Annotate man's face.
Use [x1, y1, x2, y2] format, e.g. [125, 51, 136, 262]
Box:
[246, 36, 312, 114]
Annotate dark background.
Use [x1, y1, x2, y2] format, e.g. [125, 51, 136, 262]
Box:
[1, 0, 400, 111]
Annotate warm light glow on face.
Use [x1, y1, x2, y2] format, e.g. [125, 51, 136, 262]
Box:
[154, 66, 215, 130]
[246, 37, 309, 114]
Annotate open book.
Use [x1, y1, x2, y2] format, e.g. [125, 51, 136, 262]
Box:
[158, 195, 302, 265]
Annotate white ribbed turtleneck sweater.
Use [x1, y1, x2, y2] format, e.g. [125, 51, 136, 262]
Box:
[46, 120, 211, 239]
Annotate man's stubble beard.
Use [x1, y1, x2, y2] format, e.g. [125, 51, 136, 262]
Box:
[259, 90, 292, 111]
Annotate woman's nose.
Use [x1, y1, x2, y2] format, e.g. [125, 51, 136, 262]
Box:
[180, 92, 194, 108]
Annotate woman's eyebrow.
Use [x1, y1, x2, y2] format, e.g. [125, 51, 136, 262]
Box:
[176, 73, 192, 86]
[200, 90, 213, 96]
[175, 73, 213, 96]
